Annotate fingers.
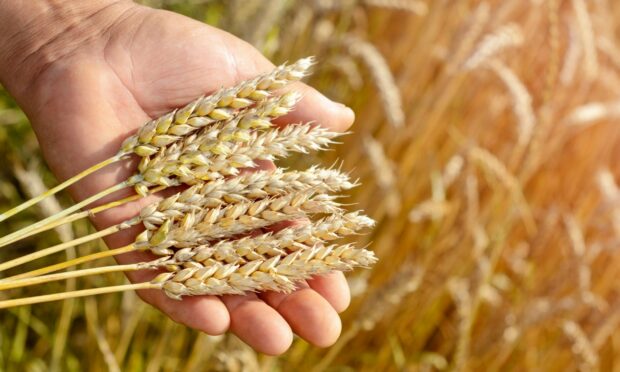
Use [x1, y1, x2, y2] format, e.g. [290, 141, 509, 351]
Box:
[221, 294, 293, 355]
[307, 271, 351, 313]
[139, 289, 230, 336]
[259, 283, 342, 348]
[111, 236, 231, 336]
[273, 82, 355, 133]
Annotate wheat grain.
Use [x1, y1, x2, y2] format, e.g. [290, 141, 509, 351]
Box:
[142, 189, 344, 253]
[597, 170, 620, 239]
[166, 212, 375, 266]
[0, 98, 339, 247]
[326, 55, 364, 89]
[447, 2, 490, 72]
[4, 242, 376, 302]
[0, 211, 375, 294]
[469, 147, 536, 234]
[363, 135, 397, 191]
[449, 277, 474, 371]
[363, 134, 401, 215]
[154, 243, 376, 299]
[0, 228, 376, 304]
[132, 91, 301, 159]
[408, 200, 450, 222]
[244, 0, 289, 51]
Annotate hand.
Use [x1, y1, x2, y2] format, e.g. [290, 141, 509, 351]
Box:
[0, 0, 355, 355]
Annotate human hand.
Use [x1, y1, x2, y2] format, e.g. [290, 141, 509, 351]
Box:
[0, 0, 354, 355]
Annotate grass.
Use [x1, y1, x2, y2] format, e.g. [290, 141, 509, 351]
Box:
[2, 0, 620, 370]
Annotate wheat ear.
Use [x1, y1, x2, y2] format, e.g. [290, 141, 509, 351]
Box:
[0, 243, 376, 308]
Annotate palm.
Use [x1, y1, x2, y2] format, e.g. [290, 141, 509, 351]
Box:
[24, 4, 353, 354]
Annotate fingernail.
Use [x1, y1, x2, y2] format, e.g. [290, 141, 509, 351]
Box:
[325, 96, 355, 122]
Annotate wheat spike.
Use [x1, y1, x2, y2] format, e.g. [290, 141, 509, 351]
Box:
[119, 58, 314, 155]
[154, 243, 377, 299]
[0, 243, 376, 307]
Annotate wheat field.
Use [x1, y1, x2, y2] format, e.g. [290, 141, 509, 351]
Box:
[1, 0, 620, 370]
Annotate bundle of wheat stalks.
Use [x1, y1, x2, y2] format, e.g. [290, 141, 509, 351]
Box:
[0, 57, 375, 308]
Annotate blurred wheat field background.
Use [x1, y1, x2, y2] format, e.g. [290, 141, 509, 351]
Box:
[2, 0, 620, 370]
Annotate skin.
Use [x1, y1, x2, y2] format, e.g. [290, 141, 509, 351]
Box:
[0, 0, 354, 355]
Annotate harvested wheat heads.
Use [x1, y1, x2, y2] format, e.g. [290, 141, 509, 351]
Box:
[0, 57, 376, 307]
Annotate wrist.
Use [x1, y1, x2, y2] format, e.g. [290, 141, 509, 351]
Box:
[0, 0, 135, 102]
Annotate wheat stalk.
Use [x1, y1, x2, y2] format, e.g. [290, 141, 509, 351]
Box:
[0, 211, 374, 290]
[9, 211, 373, 282]
[0, 111, 339, 249]
[0, 116, 341, 248]
[0, 91, 301, 246]
[0, 168, 354, 272]
[0, 90, 302, 247]
[0, 242, 376, 308]
[0, 57, 314, 223]
[0, 55, 378, 314]
[0, 212, 375, 306]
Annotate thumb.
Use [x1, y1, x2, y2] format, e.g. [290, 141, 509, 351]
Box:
[126, 8, 355, 132]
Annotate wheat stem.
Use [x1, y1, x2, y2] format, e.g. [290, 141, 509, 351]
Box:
[0, 181, 129, 249]
[0, 263, 144, 291]
[2, 244, 138, 281]
[0, 282, 158, 309]
[0, 154, 125, 223]
[0, 224, 127, 273]
[0, 185, 166, 249]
